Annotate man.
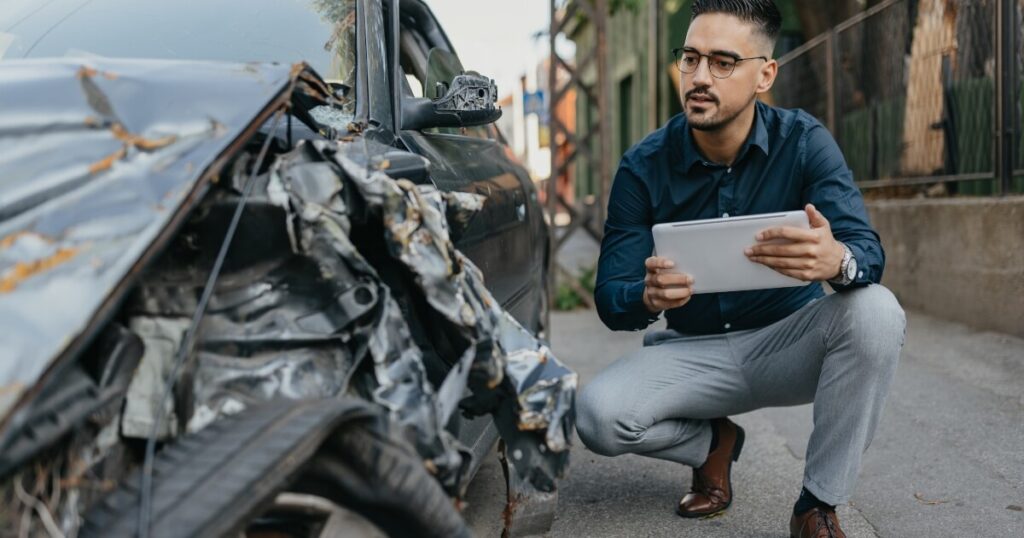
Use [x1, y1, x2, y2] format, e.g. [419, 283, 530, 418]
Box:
[574, 1, 906, 537]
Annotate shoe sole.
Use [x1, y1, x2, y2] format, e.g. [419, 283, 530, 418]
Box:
[676, 423, 746, 519]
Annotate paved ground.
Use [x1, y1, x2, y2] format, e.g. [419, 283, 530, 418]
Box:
[462, 234, 1024, 537]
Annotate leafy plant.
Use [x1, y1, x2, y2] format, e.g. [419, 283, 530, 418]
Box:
[553, 265, 598, 311]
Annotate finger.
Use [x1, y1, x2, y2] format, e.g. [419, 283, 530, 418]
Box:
[660, 286, 693, 301]
[748, 255, 815, 270]
[662, 298, 692, 309]
[645, 256, 675, 271]
[805, 203, 829, 229]
[652, 272, 693, 288]
[770, 266, 814, 281]
[745, 243, 813, 257]
[756, 226, 818, 243]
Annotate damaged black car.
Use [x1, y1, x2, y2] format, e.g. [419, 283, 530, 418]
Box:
[0, 1, 576, 536]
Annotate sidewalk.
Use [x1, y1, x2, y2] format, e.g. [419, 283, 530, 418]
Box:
[462, 237, 1024, 536]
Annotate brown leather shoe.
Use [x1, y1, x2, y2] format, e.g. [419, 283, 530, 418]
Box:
[789, 507, 847, 538]
[676, 418, 745, 519]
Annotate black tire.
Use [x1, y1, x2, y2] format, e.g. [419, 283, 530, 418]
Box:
[80, 398, 470, 538]
[294, 421, 472, 538]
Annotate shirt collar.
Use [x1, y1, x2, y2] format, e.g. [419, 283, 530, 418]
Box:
[747, 101, 770, 156]
[673, 101, 771, 172]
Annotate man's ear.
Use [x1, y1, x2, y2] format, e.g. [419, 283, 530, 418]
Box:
[756, 59, 778, 93]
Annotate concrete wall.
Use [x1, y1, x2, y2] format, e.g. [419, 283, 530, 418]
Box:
[867, 196, 1024, 338]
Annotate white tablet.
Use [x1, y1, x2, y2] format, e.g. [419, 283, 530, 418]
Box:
[651, 210, 813, 294]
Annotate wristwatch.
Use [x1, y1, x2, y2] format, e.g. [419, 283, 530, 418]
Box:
[829, 242, 857, 286]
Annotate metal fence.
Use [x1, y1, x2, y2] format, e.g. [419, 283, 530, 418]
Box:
[771, 0, 1023, 196]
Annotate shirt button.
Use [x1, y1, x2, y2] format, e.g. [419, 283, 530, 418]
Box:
[724, 323, 731, 330]
[722, 212, 730, 218]
[727, 167, 732, 173]
[858, 270, 864, 279]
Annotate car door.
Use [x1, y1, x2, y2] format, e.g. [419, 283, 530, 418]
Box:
[391, 5, 543, 328]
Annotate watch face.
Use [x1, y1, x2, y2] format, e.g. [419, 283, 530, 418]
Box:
[846, 256, 858, 280]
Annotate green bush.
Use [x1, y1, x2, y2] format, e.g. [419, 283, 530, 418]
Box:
[554, 265, 597, 311]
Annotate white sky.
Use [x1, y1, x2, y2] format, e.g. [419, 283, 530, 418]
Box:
[427, 0, 554, 98]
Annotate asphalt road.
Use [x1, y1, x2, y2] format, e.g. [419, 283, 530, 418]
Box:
[462, 306, 1024, 537]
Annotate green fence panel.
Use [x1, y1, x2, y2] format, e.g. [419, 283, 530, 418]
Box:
[840, 108, 872, 182]
[950, 77, 995, 194]
[875, 97, 905, 179]
[842, 97, 904, 185]
[1017, 79, 1024, 193]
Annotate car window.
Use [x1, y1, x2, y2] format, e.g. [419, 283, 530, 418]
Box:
[398, 18, 494, 141]
[399, 26, 430, 98]
[0, 0, 358, 115]
[424, 49, 463, 100]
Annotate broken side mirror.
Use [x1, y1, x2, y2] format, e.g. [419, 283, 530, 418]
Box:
[402, 49, 501, 131]
[401, 72, 502, 131]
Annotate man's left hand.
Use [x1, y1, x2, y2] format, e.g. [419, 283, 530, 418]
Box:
[744, 204, 844, 282]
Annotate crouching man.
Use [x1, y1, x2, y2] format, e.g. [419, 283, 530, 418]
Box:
[575, 1, 906, 536]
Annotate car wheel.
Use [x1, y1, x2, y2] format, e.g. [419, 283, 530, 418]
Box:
[80, 399, 470, 538]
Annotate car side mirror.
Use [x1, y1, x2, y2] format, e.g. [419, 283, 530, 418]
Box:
[402, 72, 501, 131]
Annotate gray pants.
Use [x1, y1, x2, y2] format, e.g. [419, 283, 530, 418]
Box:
[575, 284, 906, 506]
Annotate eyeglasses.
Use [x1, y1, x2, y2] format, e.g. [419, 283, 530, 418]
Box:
[671, 48, 768, 79]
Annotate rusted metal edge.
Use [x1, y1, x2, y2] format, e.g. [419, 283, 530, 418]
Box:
[0, 247, 80, 293]
[0, 66, 314, 434]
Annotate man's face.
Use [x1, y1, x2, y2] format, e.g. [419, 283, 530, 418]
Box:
[680, 12, 774, 131]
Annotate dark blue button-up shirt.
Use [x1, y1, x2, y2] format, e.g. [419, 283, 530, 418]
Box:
[595, 101, 884, 334]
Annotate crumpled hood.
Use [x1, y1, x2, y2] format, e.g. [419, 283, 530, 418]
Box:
[0, 58, 312, 421]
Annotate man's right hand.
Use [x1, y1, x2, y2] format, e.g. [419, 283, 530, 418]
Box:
[643, 256, 695, 314]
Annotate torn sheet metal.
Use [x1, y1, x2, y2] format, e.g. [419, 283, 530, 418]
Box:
[323, 141, 577, 489]
[364, 286, 469, 489]
[268, 145, 470, 490]
[123, 159, 378, 435]
[163, 139, 575, 494]
[0, 59, 310, 422]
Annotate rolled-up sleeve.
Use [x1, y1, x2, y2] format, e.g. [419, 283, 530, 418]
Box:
[801, 124, 885, 290]
[594, 159, 661, 330]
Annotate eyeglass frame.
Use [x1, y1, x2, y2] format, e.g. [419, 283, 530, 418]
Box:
[671, 47, 768, 79]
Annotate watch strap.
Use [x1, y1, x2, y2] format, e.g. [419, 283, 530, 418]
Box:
[828, 242, 854, 286]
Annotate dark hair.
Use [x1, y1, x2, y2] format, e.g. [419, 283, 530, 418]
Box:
[691, 0, 782, 45]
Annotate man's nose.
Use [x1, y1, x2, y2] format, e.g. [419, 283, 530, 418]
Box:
[692, 56, 713, 87]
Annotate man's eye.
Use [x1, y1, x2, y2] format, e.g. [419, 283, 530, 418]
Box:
[682, 56, 699, 65]
[714, 58, 735, 69]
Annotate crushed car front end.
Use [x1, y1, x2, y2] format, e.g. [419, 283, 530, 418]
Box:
[0, 53, 574, 538]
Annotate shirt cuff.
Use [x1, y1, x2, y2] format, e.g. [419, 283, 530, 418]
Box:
[624, 280, 661, 324]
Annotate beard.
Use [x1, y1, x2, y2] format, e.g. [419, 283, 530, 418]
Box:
[685, 89, 757, 131]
